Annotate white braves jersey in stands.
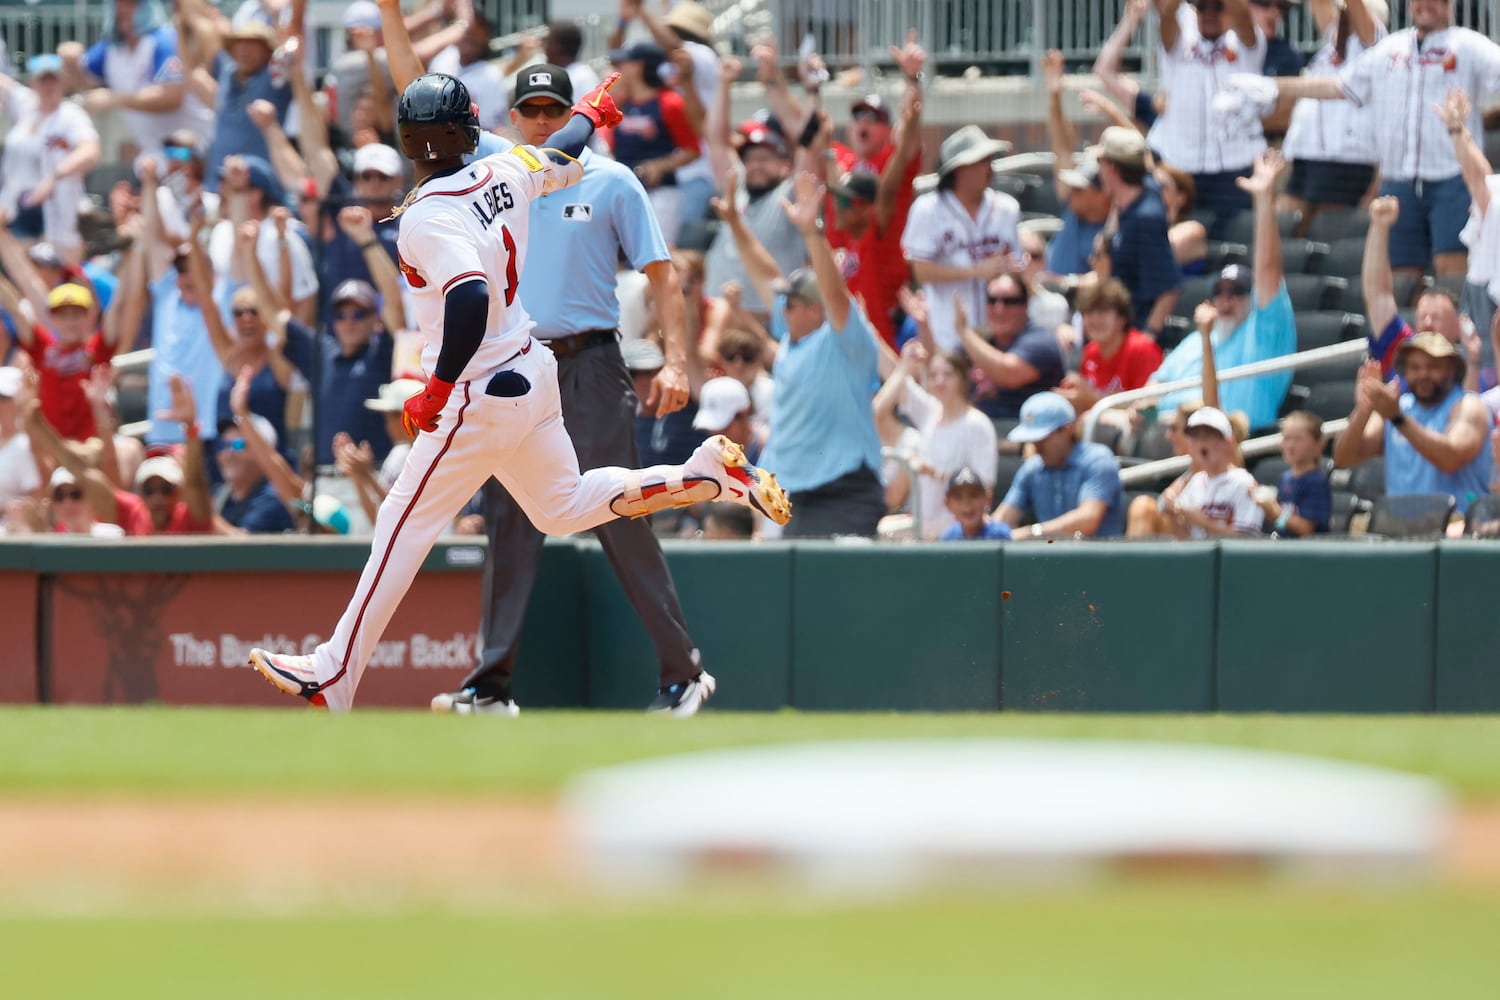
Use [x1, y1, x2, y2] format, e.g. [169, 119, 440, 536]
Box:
[1338, 28, 1500, 182]
[1149, 16, 1267, 173]
[1282, 22, 1386, 165]
[395, 146, 582, 383]
[900, 188, 1021, 351]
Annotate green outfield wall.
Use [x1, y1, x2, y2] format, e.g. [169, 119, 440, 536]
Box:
[1, 538, 1494, 713]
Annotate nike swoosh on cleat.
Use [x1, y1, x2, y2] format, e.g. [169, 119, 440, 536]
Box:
[730, 486, 744, 498]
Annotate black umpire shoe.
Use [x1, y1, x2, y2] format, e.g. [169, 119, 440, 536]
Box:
[647, 671, 717, 718]
[431, 686, 520, 716]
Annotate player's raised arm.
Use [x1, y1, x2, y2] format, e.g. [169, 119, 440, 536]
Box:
[534, 73, 626, 174]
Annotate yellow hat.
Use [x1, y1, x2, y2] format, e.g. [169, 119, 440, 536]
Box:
[48, 283, 95, 311]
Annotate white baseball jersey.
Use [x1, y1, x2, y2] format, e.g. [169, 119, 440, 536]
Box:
[395, 145, 583, 384]
[1338, 28, 1500, 182]
[901, 188, 1021, 351]
[1177, 467, 1263, 539]
[1282, 21, 1387, 165]
[1149, 15, 1267, 173]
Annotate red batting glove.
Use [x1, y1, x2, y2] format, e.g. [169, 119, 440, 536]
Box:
[401, 376, 455, 437]
[572, 72, 624, 130]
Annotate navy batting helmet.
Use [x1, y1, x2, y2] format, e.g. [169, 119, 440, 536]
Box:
[397, 73, 481, 162]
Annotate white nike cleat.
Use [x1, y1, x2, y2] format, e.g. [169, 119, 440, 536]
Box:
[248, 648, 328, 708]
[686, 435, 792, 525]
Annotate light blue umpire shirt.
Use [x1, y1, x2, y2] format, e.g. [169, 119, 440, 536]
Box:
[760, 294, 884, 494]
[473, 135, 672, 335]
[520, 147, 671, 335]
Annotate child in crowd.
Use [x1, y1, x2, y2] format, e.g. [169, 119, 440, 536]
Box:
[938, 467, 1012, 541]
[1166, 406, 1263, 539]
[1257, 410, 1331, 536]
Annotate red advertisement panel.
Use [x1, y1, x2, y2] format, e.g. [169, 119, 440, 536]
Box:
[47, 571, 480, 708]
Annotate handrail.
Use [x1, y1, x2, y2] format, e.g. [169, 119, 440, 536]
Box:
[1119, 419, 1350, 487]
[1081, 339, 1367, 445]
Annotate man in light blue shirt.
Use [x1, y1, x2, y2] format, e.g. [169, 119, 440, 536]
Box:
[720, 170, 887, 537]
[997, 392, 1125, 539]
[436, 65, 709, 718]
[1149, 149, 1296, 432]
[144, 249, 222, 447]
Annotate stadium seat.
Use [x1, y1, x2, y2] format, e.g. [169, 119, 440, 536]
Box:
[1018, 180, 1062, 217]
[1217, 210, 1255, 247]
[1366, 493, 1455, 539]
[1134, 420, 1176, 461]
[1276, 209, 1304, 238]
[1159, 316, 1192, 353]
[1294, 310, 1352, 352]
[1203, 240, 1248, 273]
[1347, 456, 1386, 502]
[1430, 273, 1467, 302]
[1465, 494, 1500, 538]
[1252, 454, 1289, 486]
[84, 162, 135, 204]
[1280, 239, 1328, 275]
[995, 453, 1027, 499]
[1285, 274, 1346, 312]
[1312, 236, 1365, 280]
[1172, 275, 1217, 320]
[1305, 380, 1357, 422]
[1305, 207, 1369, 244]
[1328, 490, 1366, 534]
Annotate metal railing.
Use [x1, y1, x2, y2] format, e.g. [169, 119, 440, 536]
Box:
[1081, 339, 1369, 459]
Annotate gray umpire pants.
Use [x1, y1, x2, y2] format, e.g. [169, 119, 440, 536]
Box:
[463, 338, 700, 694]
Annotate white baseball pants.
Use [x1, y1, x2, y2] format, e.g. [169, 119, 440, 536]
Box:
[309, 342, 681, 710]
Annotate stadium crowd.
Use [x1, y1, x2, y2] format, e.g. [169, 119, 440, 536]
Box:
[0, 0, 1498, 543]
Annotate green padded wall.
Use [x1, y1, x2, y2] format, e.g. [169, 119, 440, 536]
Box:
[1435, 543, 1500, 712]
[583, 541, 795, 710]
[1002, 543, 1217, 711]
[1217, 541, 1437, 712]
[509, 539, 588, 708]
[790, 543, 1003, 710]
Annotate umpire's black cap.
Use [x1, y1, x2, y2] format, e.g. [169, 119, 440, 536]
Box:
[513, 64, 573, 106]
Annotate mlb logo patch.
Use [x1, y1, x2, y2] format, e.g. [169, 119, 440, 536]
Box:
[528, 71, 553, 87]
[562, 204, 593, 222]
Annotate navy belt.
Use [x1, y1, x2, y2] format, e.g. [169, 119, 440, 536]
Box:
[542, 329, 616, 359]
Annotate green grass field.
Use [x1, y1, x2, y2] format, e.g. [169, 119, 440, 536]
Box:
[3, 708, 1500, 795]
[2, 708, 1499, 997]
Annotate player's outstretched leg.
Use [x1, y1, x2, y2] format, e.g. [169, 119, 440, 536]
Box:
[682, 435, 793, 526]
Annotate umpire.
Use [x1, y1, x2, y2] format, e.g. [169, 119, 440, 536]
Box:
[430, 66, 709, 716]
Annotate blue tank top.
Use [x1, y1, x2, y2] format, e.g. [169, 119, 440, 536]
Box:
[1384, 384, 1492, 513]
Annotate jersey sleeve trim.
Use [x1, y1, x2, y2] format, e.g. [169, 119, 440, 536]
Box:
[442, 271, 487, 295]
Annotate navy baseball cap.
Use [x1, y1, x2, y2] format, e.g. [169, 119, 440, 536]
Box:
[946, 466, 986, 495]
[1214, 265, 1252, 296]
[513, 64, 573, 105]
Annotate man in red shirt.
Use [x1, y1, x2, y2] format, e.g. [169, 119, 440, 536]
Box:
[1060, 277, 1164, 415]
[4, 282, 118, 441]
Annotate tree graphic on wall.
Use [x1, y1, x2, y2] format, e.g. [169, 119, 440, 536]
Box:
[55, 574, 191, 704]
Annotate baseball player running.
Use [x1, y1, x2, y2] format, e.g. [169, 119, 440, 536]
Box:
[429, 64, 710, 720]
[248, 73, 790, 712]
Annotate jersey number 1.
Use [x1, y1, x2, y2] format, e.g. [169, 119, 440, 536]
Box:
[500, 225, 519, 307]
